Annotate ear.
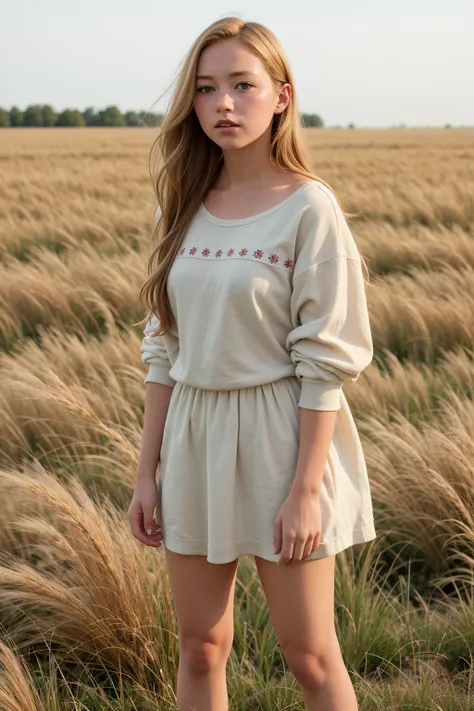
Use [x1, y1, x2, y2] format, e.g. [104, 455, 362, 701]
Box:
[274, 82, 291, 115]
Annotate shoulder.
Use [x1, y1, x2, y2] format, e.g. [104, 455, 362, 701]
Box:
[297, 180, 343, 224]
[293, 180, 360, 266]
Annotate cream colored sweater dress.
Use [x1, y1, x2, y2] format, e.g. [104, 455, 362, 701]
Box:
[141, 180, 377, 564]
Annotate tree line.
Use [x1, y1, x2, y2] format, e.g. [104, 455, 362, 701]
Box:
[0, 104, 324, 128]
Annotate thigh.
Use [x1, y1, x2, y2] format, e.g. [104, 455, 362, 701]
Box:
[254, 554, 337, 652]
[165, 548, 239, 650]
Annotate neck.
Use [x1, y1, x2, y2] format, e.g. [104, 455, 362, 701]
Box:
[217, 127, 283, 192]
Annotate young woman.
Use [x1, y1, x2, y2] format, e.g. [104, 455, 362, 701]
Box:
[128, 15, 376, 711]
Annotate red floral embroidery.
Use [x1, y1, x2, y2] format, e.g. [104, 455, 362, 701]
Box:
[176, 245, 294, 270]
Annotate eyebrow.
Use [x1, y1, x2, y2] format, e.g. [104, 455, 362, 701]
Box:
[196, 70, 259, 81]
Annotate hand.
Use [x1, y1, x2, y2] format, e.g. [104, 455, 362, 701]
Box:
[273, 489, 322, 565]
[127, 475, 163, 547]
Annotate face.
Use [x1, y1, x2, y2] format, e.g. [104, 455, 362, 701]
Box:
[193, 38, 290, 150]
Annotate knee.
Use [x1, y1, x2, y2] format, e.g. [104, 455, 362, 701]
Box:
[283, 644, 342, 692]
[180, 637, 232, 675]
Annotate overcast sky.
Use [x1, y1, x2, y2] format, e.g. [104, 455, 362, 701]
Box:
[2, 0, 472, 128]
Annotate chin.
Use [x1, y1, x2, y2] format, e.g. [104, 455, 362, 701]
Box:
[215, 137, 244, 149]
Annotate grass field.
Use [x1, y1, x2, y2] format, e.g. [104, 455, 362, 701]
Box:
[0, 126, 473, 709]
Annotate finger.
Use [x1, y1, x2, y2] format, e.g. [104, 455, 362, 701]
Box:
[133, 523, 163, 547]
[144, 519, 163, 540]
[134, 533, 163, 547]
[302, 537, 314, 560]
[143, 511, 159, 537]
[292, 537, 307, 562]
[273, 516, 282, 554]
[129, 505, 163, 545]
[309, 535, 320, 556]
[128, 504, 144, 537]
[278, 534, 295, 565]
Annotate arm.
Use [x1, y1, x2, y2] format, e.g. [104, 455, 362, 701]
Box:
[128, 327, 175, 546]
[128, 204, 175, 545]
[292, 408, 338, 495]
[137, 312, 177, 479]
[128, 316, 175, 545]
[128, 378, 173, 545]
[274, 190, 373, 563]
[286, 191, 373, 496]
[136, 381, 174, 481]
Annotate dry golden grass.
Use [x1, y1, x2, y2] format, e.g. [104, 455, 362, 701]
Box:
[0, 126, 474, 709]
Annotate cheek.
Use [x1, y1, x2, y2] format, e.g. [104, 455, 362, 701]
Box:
[193, 96, 206, 121]
[246, 88, 274, 112]
[193, 98, 214, 135]
[244, 91, 274, 126]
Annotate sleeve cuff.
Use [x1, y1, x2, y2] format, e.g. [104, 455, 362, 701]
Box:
[144, 364, 176, 388]
[298, 379, 342, 411]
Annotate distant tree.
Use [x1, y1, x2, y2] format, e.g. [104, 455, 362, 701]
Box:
[0, 109, 10, 126]
[98, 105, 125, 126]
[9, 106, 23, 126]
[348, 122, 356, 129]
[83, 107, 100, 126]
[124, 110, 140, 126]
[56, 109, 86, 126]
[444, 123, 452, 129]
[23, 105, 44, 126]
[301, 113, 324, 127]
[42, 104, 57, 126]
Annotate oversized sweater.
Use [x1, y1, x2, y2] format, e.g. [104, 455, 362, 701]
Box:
[140, 180, 373, 411]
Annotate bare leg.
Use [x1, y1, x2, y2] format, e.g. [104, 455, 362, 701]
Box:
[255, 554, 358, 710]
[164, 548, 239, 711]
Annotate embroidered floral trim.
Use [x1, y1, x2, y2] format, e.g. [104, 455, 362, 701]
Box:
[176, 245, 294, 270]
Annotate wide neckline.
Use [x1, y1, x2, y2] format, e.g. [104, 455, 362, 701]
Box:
[199, 180, 319, 226]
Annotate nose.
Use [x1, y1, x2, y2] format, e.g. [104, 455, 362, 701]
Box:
[216, 92, 234, 112]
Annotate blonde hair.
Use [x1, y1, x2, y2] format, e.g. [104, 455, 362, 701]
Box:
[139, 16, 369, 336]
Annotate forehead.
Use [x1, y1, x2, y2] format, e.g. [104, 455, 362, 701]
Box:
[196, 39, 264, 77]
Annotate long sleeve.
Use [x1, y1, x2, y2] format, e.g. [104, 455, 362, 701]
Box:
[140, 312, 177, 387]
[286, 185, 373, 411]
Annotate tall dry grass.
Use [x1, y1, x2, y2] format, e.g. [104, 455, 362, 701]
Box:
[0, 126, 473, 709]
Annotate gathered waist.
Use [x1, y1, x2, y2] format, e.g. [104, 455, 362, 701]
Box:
[172, 373, 300, 395]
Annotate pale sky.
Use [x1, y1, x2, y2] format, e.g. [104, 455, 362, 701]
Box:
[2, 0, 472, 128]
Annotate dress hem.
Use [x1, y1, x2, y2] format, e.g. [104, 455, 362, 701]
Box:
[160, 522, 377, 565]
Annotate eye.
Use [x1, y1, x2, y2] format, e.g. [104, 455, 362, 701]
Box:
[196, 81, 254, 94]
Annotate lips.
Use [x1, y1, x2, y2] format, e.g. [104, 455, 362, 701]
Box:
[214, 119, 240, 127]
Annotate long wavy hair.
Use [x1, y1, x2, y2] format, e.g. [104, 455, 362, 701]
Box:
[138, 16, 369, 336]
